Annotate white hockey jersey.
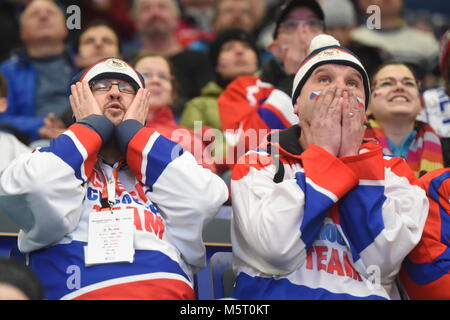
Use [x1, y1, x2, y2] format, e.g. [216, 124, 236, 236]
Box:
[0, 115, 228, 300]
[418, 86, 450, 138]
[230, 125, 428, 300]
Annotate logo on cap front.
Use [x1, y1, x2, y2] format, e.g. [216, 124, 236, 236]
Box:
[318, 48, 340, 58]
[107, 58, 127, 69]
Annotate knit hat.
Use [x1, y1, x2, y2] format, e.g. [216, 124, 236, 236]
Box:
[209, 28, 259, 69]
[291, 34, 370, 108]
[439, 29, 450, 73]
[70, 57, 145, 92]
[273, 0, 325, 38]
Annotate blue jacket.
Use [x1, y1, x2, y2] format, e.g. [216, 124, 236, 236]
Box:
[0, 49, 76, 141]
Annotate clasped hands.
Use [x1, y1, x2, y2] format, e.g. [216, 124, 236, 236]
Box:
[299, 86, 367, 158]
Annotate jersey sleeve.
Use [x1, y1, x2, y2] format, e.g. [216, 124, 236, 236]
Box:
[400, 168, 450, 299]
[337, 146, 429, 284]
[218, 76, 298, 166]
[116, 119, 229, 270]
[218, 76, 298, 140]
[0, 115, 113, 252]
[230, 145, 359, 275]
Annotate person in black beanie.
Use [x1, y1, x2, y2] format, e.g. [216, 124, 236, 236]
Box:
[180, 28, 259, 134]
[180, 28, 260, 174]
[208, 28, 260, 88]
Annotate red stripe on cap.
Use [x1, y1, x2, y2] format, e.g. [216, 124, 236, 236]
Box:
[295, 47, 356, 75]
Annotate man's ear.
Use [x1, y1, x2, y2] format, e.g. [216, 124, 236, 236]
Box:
[0, 97, 7, 113]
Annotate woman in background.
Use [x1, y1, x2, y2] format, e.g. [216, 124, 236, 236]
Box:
[365, 61, 444, 177]
[133, 54, 217, 174]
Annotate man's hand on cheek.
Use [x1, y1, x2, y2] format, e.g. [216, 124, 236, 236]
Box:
[122, 88, 151, 126]
[69, 80, 102, 121]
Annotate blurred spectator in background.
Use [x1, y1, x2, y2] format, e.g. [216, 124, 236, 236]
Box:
[351, 0, 439, 86]
[262, 0, 324, 84]
[188, 0, 260, 55]
[0, 259, 43, 300]
[320, 0, 389, 78]
[211, 0, 256, 35]
[0, 0, 29, 63]
[0, 73, 31, 172]
[418, 29, 450, 168]
[365, 61, 444, 177]
[132, 0, 214, 118]
[133, 53, 218, 173]
[0, 0, 76, 142]
[73, 20, 122, 70]
[180, 29, 260, 171]
[78, 0, 135, 42]
[179, 0, 215, 32]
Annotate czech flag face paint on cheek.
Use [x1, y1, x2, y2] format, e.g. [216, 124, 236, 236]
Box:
[355, 96, 365, 109]
[373, 90, 382, 99]
[310, 91, 321, 100]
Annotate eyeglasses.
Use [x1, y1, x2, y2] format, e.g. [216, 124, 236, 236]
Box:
[140, 72, 172, 82]
[90, 79, 136, 94]
[373, 77, 419, 90]
[278, 19, 325, 32]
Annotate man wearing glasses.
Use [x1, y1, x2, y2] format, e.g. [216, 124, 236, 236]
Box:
[269, 0, 325, 76]
[0, 57, 228, 300]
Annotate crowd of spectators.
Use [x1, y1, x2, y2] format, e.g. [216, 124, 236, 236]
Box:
[0, 0, 449, 300]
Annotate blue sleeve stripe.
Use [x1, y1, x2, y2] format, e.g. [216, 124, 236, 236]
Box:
[428, 171, 450, 204]
[403, 248, 450, 285]
[145, 134, 184, 191]
[257, 107, 286, 130]
[428, 171, 450, 248]
[39, 133, 84, 181]
[338, 185, 386, 256]
[295, 171, 335, 249]
[440, 206, 450, 248]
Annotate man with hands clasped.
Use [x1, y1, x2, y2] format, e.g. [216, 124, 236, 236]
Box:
[0, 57, 228, 300]
[230, 35, 428, 300]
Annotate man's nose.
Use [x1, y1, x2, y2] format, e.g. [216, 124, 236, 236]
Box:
[335, 78, 348, 90]
[234, 46, 245, 55]
[108, 84, 122, 97]
[93, 40, 103, 49]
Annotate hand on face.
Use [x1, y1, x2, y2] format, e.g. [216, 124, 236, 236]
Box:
[299, 86, 366, 157]
[38, 113, 66, 139]
[338, 90, 367, 157]
[279, 24, 321, 75]
[123, 88, 152, 126]
[299, 85, 343, 156]
[70, 80, 151, 126]
[69, 80, 103, 121]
